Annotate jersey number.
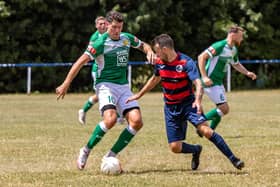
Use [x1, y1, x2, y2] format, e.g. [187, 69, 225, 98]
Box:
[108, 96, 115, 104]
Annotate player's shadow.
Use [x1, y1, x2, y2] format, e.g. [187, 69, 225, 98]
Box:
[223, 135, 268, 139]
[126, 168, 249, 175]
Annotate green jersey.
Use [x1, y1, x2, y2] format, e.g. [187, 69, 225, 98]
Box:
[88, 31, 102, 73]
[205, 39, 239, 85]
[85, 32, 141, 85]
[89, 30, 101, 44]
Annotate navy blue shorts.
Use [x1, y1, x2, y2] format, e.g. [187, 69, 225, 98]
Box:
[164, 100, 207, 143]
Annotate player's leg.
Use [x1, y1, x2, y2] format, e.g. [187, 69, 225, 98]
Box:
[210, 102, 229, 129]
[106, 107, 142, 157]
[83, 94, 99, 113]
[78, 68, 99, 125]
[166, 104, 202, 170]
[77, 84, 117, 169]
[204, 85, 228, 130]
[197, 123, 244, 170]
[104, 84, 142, 157]
[78, 94, 99, 125]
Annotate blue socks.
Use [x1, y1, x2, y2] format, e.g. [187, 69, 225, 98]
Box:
[181, 142, 200, 154]
[209, 132, 237, 162]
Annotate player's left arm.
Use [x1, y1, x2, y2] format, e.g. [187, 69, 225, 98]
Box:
[192, 78, 204, 114]
[138, 42, 156, 64]
[232, 62, 257, 80]
[125, 33, 155, 64]
[186, 58, 204, 114]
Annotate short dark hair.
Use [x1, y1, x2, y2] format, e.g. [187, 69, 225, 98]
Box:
[152, 34, 174, 49]
[106, 11, 124, 23]
[228, 25, 245, 34]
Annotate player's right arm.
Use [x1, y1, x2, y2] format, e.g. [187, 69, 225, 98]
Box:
[198, 50, 212, 86]
[56, 54, 91, 100]
[126, 75, 161, 103]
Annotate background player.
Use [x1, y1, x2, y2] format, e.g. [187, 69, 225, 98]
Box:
[198, 26, 257, 131]
[78, 16, 106, 125]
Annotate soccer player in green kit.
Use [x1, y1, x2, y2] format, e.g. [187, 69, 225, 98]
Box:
[198, 26, 257, 132]
[78, 16, 107, 125]
[78, 16, 125, 125]
[56, 11, 155, 170]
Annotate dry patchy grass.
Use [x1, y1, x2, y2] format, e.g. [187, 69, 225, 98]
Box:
[0, 90, 279, 187]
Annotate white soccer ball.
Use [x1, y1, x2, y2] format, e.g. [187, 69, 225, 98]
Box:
[100, 157, 122, 175]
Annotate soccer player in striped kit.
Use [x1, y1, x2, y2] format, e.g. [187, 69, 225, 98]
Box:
[126, 34, 244, 170]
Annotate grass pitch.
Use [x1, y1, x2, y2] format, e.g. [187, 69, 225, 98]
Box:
[0, 90, 279, 187]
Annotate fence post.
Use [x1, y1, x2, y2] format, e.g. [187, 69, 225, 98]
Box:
[27, 66, 31, 94]
[227, 64, 231, 92]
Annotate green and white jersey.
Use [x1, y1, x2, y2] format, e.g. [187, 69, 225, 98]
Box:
[85, 32, 142, 85]
[205, 39, 239, 85]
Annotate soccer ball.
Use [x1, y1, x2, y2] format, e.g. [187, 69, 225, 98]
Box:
[100, 157, 122, 175]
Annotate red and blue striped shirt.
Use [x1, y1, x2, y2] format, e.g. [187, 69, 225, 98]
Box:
[154, 53, 199, 104]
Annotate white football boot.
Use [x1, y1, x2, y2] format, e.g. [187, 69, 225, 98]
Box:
[77, 147, 90, 170]
[78, 109, 86, 125]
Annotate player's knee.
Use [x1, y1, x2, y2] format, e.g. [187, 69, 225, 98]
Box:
[129, 118, 143, 131]
[221, 107, 229, 115]
[219, 104, 229, 115]
[103, 110, 118, 129]
[169, 142, 181, 153]
[126, 109, 143, 131]
[224, 107, 229, 115]
[198, 123, 213, 139]
[92, 95, 98, 102]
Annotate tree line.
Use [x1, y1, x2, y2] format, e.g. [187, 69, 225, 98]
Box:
[0, 0, 279, 93]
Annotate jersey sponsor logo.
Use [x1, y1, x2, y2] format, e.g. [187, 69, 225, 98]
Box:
[117, 50, 129, 66]
[87, 45, 96, 55]
[176, 65, 183, 72]
[208, 46, 216, 55]
[123, 39, 129, 46]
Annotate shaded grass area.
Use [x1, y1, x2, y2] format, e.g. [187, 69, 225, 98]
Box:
[0, 90, 279, 187]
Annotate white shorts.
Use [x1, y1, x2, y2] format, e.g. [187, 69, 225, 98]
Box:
[96, 82, 139, 116]
[204, 85, 227, 105]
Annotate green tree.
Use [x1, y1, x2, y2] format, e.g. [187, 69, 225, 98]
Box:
[0, 0, 279, 92]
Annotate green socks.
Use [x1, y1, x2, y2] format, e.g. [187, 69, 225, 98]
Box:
[110, 127, 135, 154]
[86, 123, 136, 156]
[87, 123, 107, 149]
[205, 108, 222, 130]
[82, 100, 94, 112]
